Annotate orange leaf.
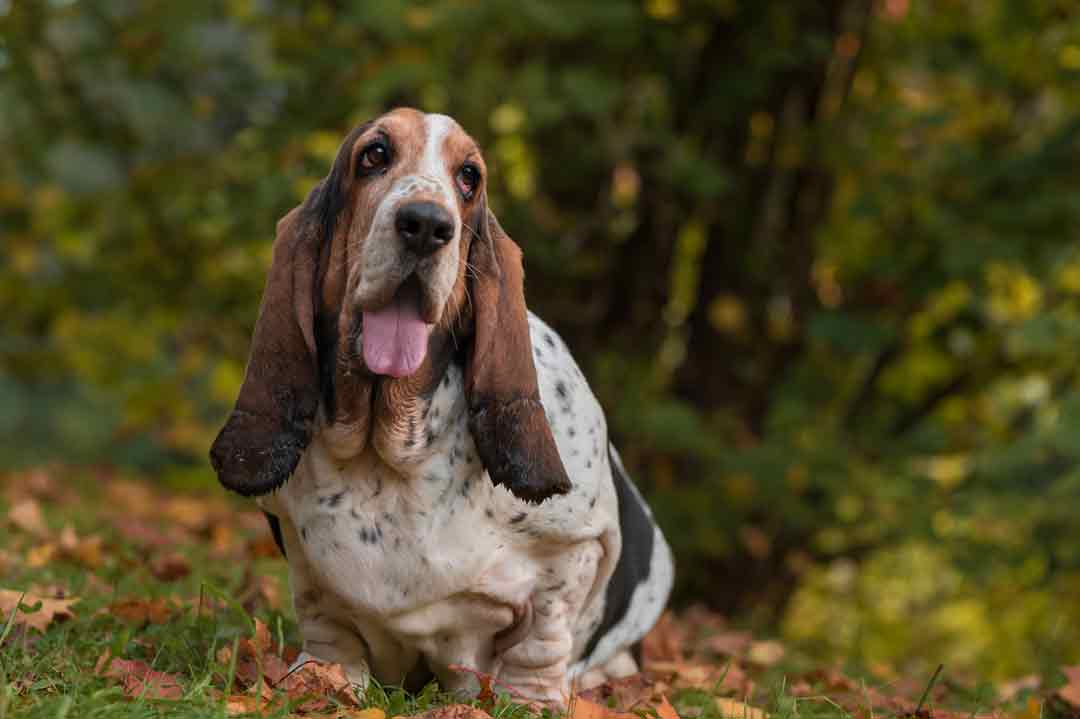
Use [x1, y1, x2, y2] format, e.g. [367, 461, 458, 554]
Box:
[657, 695, 681, 719]
[715, 698, 767, 719]
[109, 597, 177, 625]
[8, 499, 47, 536]
[0, 588, 77, 632]
[406, 705, 494, 719]
[569, 696, 637, 719]
[149, 552, 191, 581]
[96, 651, 185, 700]
[1060, 665, 1080, 708]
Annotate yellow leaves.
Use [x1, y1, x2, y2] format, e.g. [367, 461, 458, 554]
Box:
[0, 589, 78, 633]
[911, 281, 972, 340]
[611, 163, 641, 208]
[645, 0, 680, 21]
[1059, 45, 1080, 70]
[493, 136, 535, 199]
[489, 104, 525, 135]
[986, 262, 1042, 324]
[919, 453, 971, 489]
[8, 499, 48, 536]
[708, 295, 748, 336]
[715, 698, 767, 719]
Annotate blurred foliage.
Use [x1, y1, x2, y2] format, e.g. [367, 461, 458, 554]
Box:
[3, 0, 1080, 679]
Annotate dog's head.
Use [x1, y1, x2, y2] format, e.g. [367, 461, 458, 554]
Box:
[209, 108, 570, 504]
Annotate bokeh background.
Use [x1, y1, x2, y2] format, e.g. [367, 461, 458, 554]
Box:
[3, 0, 1080, 680]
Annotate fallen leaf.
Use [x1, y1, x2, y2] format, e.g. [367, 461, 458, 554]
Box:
[108, 598, 177, 625]
[276, 658, 359, 712]
[707, 630, 753, 657]
[96, 650, 185, 700]
[0, 588, 77, 632]
[25, 542, 58, 568]
[113, 517, 191, 548]
[577, 674, 656, 712]
[8, 499, 47, 536]
[657, 695, 681, 719]
[58, 525, 105, 568]
[569, 696, 637, 719]
[404, 706, 492, 719]
[1060, 665, 1080, 708]
[747, 640, 784, 667]
[715, 698, 767, 719]
[162, 496, 216, 532]
[999, 675, 1040, 702]
[150, 552, 191, 581]
[246, 534, 283, 559]
[349, 709, 388, 719]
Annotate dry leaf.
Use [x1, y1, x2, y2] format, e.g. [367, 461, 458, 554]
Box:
[348, 709, 388, 719]
[96, 651, 185, 700]
[150, 552, 191, 581]
[58, 525, 105, 568]
[25, 543, 58, 568]
[1059, 665, 1080, 708]
[998, 675, 1040, 702]
[657, 695, 681, 719]
[162, 496, 215, 532]
[746, 640, 784, 667]
[569, 696, 637, 719]
[8, 499, 47, 536]
[577, 674, 656, 712]
[405, 706, 492, 719]
[109, 598, 177, 625]
[715, 698, 767, 719]
[276, 658, 359, 712]
[707, 631, 752, 657]
[0, 588, 77, 632]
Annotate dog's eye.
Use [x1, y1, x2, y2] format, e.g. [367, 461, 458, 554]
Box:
[358, 142, 391, 173]
[456, 164, 481, 198]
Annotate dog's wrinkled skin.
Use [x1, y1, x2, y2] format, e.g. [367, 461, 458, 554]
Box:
[210, 109, 674, 704]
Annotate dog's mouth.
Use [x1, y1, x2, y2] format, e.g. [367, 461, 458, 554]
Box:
[361, 275, 434, 378]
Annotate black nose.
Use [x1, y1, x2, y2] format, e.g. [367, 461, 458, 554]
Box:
[395, 202, 454, 256]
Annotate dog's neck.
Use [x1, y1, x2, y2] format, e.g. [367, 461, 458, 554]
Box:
[318, 327, 465, 474]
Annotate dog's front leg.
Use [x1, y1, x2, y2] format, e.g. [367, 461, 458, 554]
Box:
[495, 539, 606, 705]
[272, 514, 374, 688]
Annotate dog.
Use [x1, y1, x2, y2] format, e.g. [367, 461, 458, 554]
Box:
[210, 108, 673, 703]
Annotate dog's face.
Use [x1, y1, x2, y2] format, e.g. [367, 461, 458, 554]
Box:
[336, 109, 487, 377]
[210, 108, 571, 504]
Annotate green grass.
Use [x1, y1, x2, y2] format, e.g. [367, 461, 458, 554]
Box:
[0, 470, 1055, 718]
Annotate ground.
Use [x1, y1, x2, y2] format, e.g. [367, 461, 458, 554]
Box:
[1, 467, 1076, 719]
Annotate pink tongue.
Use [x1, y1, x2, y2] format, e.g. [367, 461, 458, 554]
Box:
[362, 292, 432, 378]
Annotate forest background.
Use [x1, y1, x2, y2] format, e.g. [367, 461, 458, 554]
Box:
[3, 0, 1080, 680]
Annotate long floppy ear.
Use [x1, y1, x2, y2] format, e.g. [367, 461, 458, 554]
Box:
[465, 206, 572, 504]
[209, 185, 331, 497]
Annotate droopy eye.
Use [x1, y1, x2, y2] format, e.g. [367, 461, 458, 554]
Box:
[456, 163, 481, 198]
[358, 141, 391, 173]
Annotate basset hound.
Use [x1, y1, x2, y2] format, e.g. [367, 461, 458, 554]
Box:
[210, 108, 673, 703]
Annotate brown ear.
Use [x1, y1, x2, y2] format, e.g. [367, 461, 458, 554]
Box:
[209, 189, 327, 497]
[465, 206, 572, 504]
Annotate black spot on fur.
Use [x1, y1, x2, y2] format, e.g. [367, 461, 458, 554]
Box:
[263, 512, 286, 558]
[319, 491, 345, 508]
[510, 512, 527, 524]
[555, 381, 568, 399]
[545, 333, 555, 348]
[300, 526, 309, 542]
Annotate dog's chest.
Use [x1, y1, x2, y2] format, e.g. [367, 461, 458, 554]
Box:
[267, 363, 547, 621]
